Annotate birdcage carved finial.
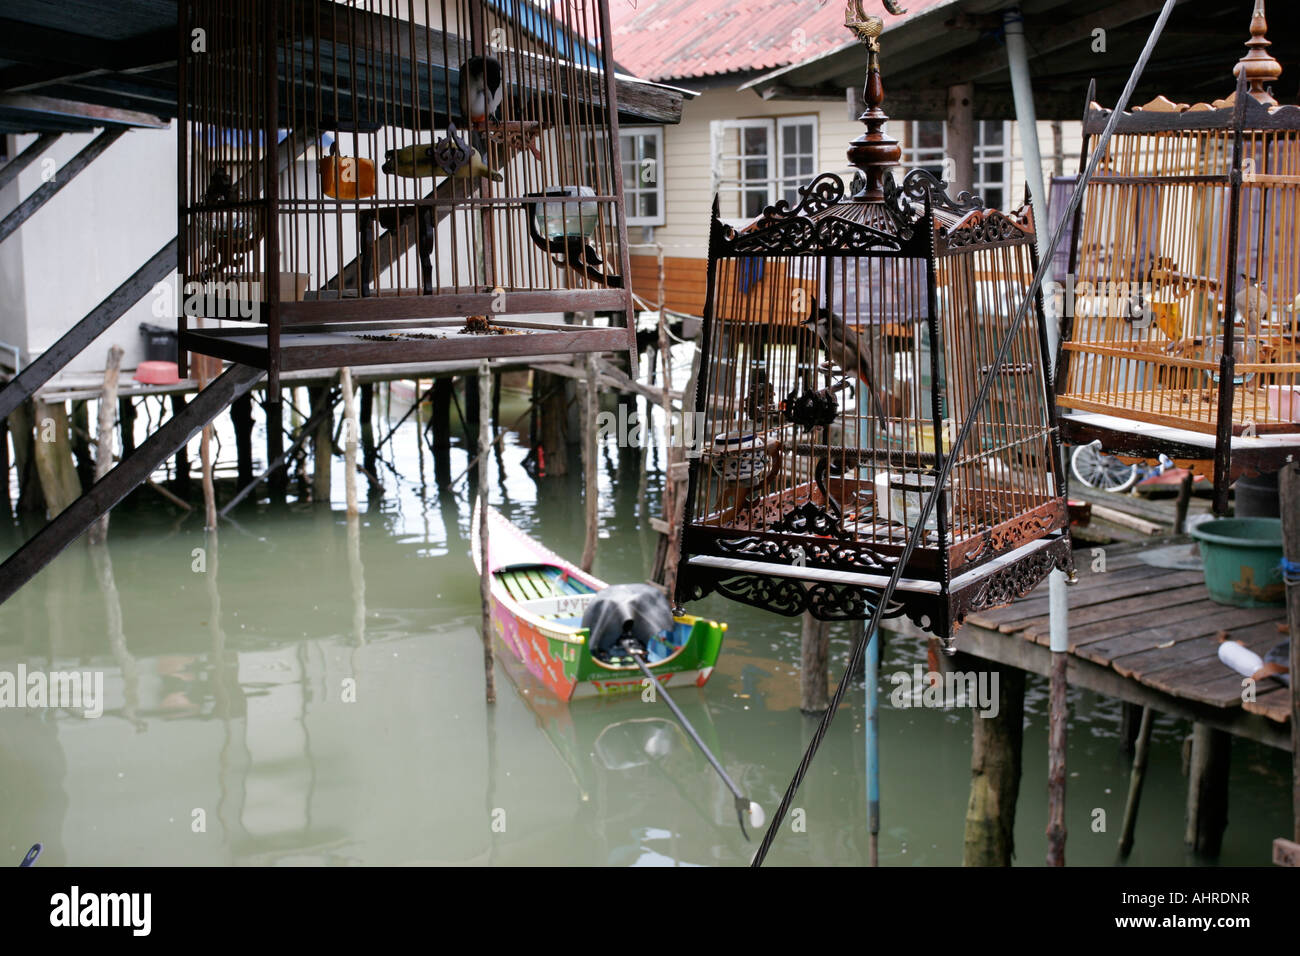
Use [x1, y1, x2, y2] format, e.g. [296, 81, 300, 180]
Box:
[845, 2, 900, 201]
[1234, 0, 1281, 107]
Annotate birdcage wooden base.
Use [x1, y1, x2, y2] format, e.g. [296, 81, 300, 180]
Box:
[1060, 411, 1300, 480]
[677, 533, 1073, 644]
[179, 322, 632, 371]
[1059, 391, 1300, 436]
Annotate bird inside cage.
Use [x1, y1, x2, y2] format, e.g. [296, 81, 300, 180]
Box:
[197, 167, 263, 280]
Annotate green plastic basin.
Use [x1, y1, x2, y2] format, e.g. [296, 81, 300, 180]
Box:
[1188, 517, 1285, 607]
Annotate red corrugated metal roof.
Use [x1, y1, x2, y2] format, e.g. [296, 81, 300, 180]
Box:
[609, 0, 953, 82]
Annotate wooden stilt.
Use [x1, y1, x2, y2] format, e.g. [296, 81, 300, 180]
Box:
[10, 402, 44, 514]
[1185, 722, 1231, 856]
[199, 421, 216, 530]
[230, 395, 254, 489]
[169, 394, 191, 497]
[32, 399, 80, 517]
[465, 374, 481, 440]
[70, 401, 93, 490]
[88, 346, 123, 545]
[477, 359, 496, 705]
[118, 396, 136, 459]
[309, 385, 332, 503]
[1117, 705, 1154, 857]
[340, 368, 358, 517]
[491, 370, 502, 432]
[431, 377, 452, 487]
[963, 659, 1025, 866]
[1046, 651, 1069, 866]
[360, 382, 379, 497]
[581, 353, 599, 572]
[1277, 461, 1300, 848]
[536, 371, 569, 477]
[1174, 471, 1195, 533]
[799, 613, 831, 714]
[0, 412, 9, 516]
[1119, 701, 1142, 755]
[266, 393, 286, 500]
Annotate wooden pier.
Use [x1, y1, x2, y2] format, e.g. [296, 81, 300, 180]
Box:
[886, 528, 1292, 863]
[944, 546, 1289, 748]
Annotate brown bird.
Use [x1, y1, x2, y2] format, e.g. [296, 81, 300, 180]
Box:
[1235, 274, 1270, 334]
[805, 306, 891, 430]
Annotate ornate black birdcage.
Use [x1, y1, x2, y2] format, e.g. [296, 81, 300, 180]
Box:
[177, 0, 679, 393]
[674, 8, 1071, 641]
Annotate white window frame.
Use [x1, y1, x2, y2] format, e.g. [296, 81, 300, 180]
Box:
[620, 126, 666, 227]
[900, 119, 1012, 208]
[710, 115, 819, 226]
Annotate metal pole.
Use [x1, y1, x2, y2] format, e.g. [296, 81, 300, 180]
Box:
[864, 622, 880, 866]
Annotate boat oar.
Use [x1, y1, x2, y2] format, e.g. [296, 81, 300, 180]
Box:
[620, 638, 764, 840]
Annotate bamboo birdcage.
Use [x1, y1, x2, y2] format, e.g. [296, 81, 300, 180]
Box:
[1057, 2, 1300, 505]
[178, 0, 648, 391]
[674, 10, 1071, 641]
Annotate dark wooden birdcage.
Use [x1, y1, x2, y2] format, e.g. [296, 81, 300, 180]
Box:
[674, 9, 1071, 641]
[178, 0, 662, 391]
[1057, 2, 1300, 505]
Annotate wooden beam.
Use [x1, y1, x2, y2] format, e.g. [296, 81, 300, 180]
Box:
[0, 238, 177, 422]
[0, 364, 265, 608]
[908, 0, 1174, 89]
[0, 128, 125, 244]
[0, 24, 175, 94]
[0, 132, 59, 191]
[0, 93, 167, 129]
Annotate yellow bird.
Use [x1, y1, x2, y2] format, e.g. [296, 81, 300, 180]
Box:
[381, 143, 502, 181]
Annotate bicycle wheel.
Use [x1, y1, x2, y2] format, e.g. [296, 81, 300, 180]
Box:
[1070, 443, 1140, 492]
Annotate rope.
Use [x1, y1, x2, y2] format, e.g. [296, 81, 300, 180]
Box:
[1282, 557, 1300, 587]
[750, 0, 1181, 867]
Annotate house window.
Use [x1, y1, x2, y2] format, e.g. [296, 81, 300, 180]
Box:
[900, 120, 1011, 210]
[620, 127, 665, 227]
[711, 116, 819, 222]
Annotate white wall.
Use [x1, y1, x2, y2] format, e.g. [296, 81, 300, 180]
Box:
[1, 125, 180, 378]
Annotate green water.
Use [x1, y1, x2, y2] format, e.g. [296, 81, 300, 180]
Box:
[0, 392, 1291, 866]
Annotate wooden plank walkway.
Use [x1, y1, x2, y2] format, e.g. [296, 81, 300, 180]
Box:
[887, 540, 1292, 750]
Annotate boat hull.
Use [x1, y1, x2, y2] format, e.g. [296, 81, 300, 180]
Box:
[474, 506, 726, 702]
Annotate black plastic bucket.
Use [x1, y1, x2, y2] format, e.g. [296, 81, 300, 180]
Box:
[1234, 469, 1280, 518]
[138, 323, 177, 363]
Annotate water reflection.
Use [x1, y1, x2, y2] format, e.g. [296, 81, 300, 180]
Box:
[0, 386, 1291, 866]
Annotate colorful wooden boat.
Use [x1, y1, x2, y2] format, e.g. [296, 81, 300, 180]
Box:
[472, 505, 727, 701]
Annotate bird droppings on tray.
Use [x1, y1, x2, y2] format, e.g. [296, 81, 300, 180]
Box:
[459, 314, 520, 335]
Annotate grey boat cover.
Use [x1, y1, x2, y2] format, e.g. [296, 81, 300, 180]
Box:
[581, 583, 674, 654]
